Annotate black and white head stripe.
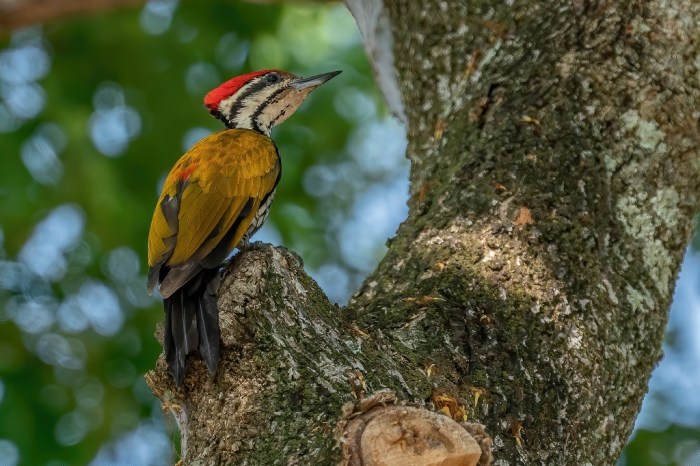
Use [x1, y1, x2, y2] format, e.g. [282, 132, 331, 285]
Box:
[215, 72, 294, 135]
[206, 69, 342, 135]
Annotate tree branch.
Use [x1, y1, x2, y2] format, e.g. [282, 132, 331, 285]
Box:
[0, 0, 337, 34]
[0, 0, 144, 32]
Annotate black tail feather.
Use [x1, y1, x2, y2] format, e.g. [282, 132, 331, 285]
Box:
[163, 299, 179, 383]
[164, 289, 198, 387]
[163, 269, 221, 386]
[196, 288, 220, 374]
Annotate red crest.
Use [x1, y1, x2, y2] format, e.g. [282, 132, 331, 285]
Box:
[203, 70, 278, 110]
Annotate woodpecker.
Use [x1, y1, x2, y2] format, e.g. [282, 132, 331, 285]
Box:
[147, 69, 341, 386]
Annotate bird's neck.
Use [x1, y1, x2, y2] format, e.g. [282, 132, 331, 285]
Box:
[225, 118, 272, 137]
[210, 109, 272, 137]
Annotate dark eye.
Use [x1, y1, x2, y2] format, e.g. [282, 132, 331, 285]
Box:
[266, 73, 280, 84]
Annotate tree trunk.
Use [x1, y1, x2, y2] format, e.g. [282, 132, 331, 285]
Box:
[145, 0, 700, 465]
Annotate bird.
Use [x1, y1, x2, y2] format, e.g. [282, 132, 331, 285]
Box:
[147, 69, 341, 386]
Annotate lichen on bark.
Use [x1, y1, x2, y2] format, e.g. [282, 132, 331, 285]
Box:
[350, 0, 700, 463]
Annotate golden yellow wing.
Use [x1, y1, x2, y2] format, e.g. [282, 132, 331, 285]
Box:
[147, 128, 280, 297]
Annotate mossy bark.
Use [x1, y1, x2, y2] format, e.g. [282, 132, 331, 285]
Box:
[146, 0, 700, 465]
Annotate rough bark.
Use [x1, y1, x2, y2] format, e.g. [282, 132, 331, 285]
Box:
[146, 244, 492, 465]
[145, 0, 700, 465]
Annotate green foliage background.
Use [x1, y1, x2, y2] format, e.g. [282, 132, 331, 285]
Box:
[0, 1, 697, 464]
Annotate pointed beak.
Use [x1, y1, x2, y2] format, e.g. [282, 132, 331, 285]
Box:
[291, 70, 342, 91]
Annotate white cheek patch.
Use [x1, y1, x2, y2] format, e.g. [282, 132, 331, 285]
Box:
[219, 94, 238, 118]
[241, 92, 268, 118]
[220, 95, 264, 127]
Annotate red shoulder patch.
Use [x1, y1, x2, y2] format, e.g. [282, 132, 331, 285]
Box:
[203, 69, 278, 110]
[180, 163, 197, 182]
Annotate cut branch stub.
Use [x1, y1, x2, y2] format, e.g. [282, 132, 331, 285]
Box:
[339, 391, 491, 466]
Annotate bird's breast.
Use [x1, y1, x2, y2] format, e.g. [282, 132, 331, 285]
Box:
[243, 188, 276, 242]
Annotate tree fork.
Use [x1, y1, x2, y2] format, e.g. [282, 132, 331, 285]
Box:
[146, 244, 491, 465]
[146, 0, 700, 464]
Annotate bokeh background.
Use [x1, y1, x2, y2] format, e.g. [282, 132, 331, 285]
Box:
[0, 1, 697, 464]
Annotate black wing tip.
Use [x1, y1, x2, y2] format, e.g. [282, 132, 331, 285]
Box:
[147, 265, 159, 296]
